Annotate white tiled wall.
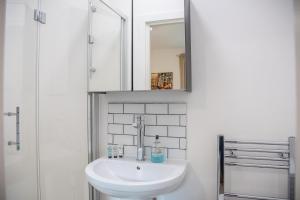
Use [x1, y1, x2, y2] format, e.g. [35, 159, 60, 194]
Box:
[107, 103, 187, 160]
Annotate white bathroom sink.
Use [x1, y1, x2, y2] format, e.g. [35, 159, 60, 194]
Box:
[85, 157, 187, 199]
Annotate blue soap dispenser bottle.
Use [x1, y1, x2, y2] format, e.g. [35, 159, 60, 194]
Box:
[151, 135, 165, 163]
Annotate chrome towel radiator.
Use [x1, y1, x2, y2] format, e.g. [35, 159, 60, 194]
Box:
[217, 135, 296, 200]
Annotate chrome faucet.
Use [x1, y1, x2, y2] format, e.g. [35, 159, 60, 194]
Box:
[132, 115, 145, 161]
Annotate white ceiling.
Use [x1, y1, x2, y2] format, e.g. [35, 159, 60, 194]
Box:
[150, 22, 185, 50]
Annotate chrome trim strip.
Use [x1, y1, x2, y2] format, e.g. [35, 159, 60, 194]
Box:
[225, 162, 289, 170]
[88, 93, 100, 200]
[225, 193, 288, 200]
[225, 147, 289, 154]
[225, 155, 289, 162]
[225, 140, 288, 146]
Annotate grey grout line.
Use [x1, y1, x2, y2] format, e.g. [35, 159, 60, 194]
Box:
[167, 148, 169, 159]
[167, 126, 169, 137]
[109, 133, 137, 136]
[108, 133, 186, 139]
[109, 123, 175, 126]
[144, 145, 183, 150]
[109, 102, 186, 105]
[145, 124, 187, 128]
[108, 113, 187, 116]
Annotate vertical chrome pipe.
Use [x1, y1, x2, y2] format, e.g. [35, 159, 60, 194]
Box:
[87, 94, 93, 200]
[88, 93, 100, 200]
[288, 137, 295, 200]
[134, 115, 145, 161]
[217, 135, 225, 200]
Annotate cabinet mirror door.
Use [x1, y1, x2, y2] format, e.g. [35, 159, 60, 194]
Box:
[133, 0, 191, 91]
[88, 0, 132, 92]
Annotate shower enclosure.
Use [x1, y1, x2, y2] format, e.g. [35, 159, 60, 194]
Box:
[2, 0, 91, 199]
[2, 0, 128, 199]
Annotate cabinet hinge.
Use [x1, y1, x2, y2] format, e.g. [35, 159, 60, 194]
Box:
[88, 35, 94, 44]
[90, 3, 97, 13]
[34, 9, 46, 24]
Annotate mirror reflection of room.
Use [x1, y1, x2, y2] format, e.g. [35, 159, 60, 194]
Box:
[133, 0, 188, 91]
[150, 22, 186, 90]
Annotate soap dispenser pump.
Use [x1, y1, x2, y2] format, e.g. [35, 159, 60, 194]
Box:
[151, 135, 165, 163]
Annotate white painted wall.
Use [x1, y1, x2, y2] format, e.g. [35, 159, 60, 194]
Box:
[151, 48, 184, 90]
[100, 0, 296, 199]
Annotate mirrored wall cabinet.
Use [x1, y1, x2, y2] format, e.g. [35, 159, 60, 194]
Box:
[88, 0, 191, 92]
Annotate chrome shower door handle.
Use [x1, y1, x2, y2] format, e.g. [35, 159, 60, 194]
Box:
[4, 106, 20, 151]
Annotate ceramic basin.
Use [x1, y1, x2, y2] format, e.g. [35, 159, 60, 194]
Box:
[85, 157, 187, 199]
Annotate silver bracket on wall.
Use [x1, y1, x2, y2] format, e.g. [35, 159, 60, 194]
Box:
[34, 9, 46, 24]
[88, 35, 95, 44]
[91, 5, 97, 13]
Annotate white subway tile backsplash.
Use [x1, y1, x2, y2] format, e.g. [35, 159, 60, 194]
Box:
[160, 137, 180, 149]
[108, 103, 187, 160]
[114, 135, 134, 145]
[180, 138, 187, 149]
[108, 104, 123, 113]
[114, 114, 134, 124]
[146, 104, 168, 114]
[144, 136, 155, 147]
[124, 104, 145, 114]
[144, 136, 179, 149]
[169, 104, 187, 114]
[124, 125, 137, 135]
[108, 114, 114, 123]
[144, 115, 156, 125]
[145, 126, 167, 137]
[107, 134, 113, 144]
[180, 115, 187, 126]
[168, 126, 186, 137]
[144, 147, 152, 160]
[157, 115, 180, 126]
[168, 149, 186, 160]
[124, 146, 137, 158]
[108, 124, 123, 134]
